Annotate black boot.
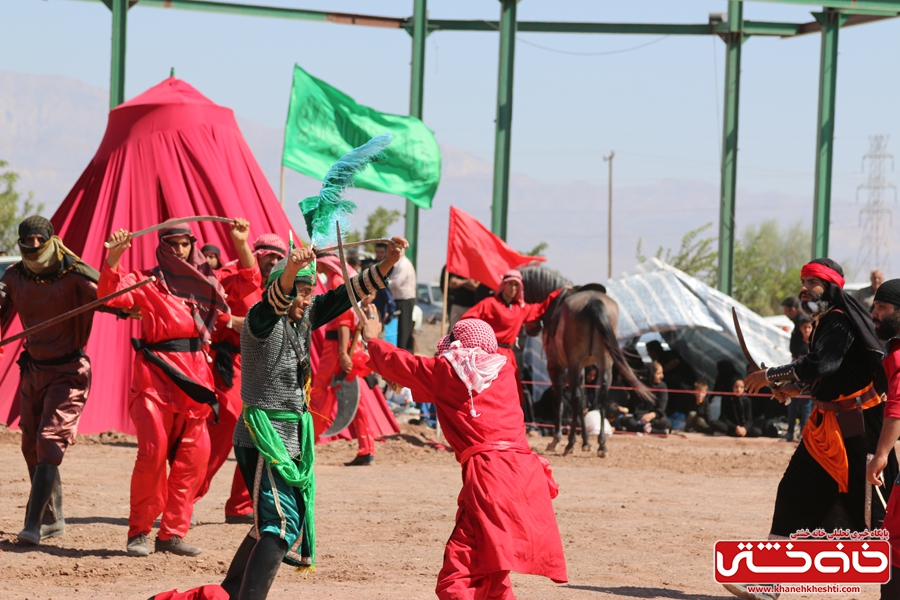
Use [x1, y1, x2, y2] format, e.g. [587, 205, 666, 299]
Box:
[18, 464, 58, 545]
[237, 532, 287, 600]
[40, 467, 64, 540]
[221, 533, 258, 599]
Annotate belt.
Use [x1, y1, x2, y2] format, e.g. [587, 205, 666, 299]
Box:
[497, 343, 513, 350]
[458, 440, 531, 465]
[813, 385, 881, 412]
[131, 337, 218, 419]
[210, 341, 241, 389]
[17, 348, 85, 368]
[325, 330, 339, 341]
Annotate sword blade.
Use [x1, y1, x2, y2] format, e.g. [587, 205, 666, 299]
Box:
[316, 238, 398, 255]
[104, 216, 234, 248]
[335, 222, 369, 328]
[731, 306, 761, 372]
[0, 276, 156, 347]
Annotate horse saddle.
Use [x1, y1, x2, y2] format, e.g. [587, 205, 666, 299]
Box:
[543, 283, 608, 340]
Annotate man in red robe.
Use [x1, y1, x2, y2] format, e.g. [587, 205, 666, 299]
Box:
[309, 254, 377, 465]
[462, 269, 561, 405]
[367, 318, 568, 599]
[194, 233, 285, 523]
[865, 278, 900, 600]
[101, 221, 236, 557]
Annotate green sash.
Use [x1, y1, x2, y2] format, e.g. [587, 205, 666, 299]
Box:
[243, 404, 316, 564]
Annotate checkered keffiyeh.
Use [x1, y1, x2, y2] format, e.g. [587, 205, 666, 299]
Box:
[437, 319, 507, 418]
[253, 233, 287, 259]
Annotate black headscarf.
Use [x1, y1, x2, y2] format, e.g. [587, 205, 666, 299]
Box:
[874, 279, 900, 307]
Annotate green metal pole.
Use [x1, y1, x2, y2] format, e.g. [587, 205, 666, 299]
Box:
[405, 0, 426, 269]
[491, 0, 517, 239]
[716, 1, 743, 296]
[109, 0, 127, 109]
[811, 8, 847, 259]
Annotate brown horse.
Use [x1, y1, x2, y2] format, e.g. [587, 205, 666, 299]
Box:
[522, 268, 650, 457]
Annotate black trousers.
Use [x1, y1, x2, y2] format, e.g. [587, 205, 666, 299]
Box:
[395, 298, 416, 352]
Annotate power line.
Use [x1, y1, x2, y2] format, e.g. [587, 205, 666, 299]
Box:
[856, 135, 897, 275]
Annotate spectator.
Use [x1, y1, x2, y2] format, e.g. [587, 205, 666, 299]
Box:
[710, 379, 761, 438]
[782, 314, 814, 443]
[645, 340, 696, 415]
[616, 361, 672, 435]
[201, 244, 223, 271]
[583, 365, 601, 411]
[385, 386, 417, 415]
[713, 360, 741, 394]
[377, 242, 416, 352]
[440, 266, 493, 329]
[781, 296, 806, 360]
[685, 381, 712, 433]
[853, 269, 884, 311]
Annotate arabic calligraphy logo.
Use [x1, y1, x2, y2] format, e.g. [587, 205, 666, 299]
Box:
[713, 540, 890, 584]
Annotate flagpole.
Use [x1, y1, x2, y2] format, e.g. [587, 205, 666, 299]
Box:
[441, 267, 450, 336]
[279, 165, 285, 207]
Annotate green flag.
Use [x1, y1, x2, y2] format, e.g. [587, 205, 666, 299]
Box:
[282, 64, 441, 209]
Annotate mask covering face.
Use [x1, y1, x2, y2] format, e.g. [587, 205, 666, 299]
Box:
[800, 293, 830, 317]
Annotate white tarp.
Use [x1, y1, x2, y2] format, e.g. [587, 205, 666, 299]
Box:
[606, 258, 791, 383]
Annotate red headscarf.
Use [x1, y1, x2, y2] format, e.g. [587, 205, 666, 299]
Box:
[156, 226, 230, 343]
[252, 233, 287, 260]
[437, 318, 507, 418]
[496, 269, 524, 307]
[801, 261, 845, 289]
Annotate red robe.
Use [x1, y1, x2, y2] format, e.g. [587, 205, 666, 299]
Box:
[99, 264, 223, 539]
[462, 291, 560, 404]
[881, 338, 900, 567]
[195, 259, 261, 516]
[367, 339, 567, 593]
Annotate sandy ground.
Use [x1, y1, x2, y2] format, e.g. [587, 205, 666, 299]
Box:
[0, 422, 884, 600]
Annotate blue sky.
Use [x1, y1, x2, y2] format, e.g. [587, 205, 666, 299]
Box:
[2, 0, 900, 272]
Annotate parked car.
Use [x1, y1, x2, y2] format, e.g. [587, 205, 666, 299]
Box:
[416, 281, 444, 326]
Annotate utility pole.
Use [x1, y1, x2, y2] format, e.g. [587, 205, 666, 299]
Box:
[603, 151, 615, 279]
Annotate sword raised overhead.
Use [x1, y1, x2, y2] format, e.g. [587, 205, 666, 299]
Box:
[104, 216, 234, 248]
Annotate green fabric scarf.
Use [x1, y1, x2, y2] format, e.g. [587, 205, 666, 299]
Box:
[243, 405, 317, 564]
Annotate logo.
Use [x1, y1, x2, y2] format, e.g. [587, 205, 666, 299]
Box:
[714, 539, 890, 584]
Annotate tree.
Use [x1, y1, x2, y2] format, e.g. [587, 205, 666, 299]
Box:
[521, 241, 548, 257]
[0, 161, 43, 253]
[732, 220, 810, 316]
[636, 222, 718, 286]
[346, 206, 402, 253]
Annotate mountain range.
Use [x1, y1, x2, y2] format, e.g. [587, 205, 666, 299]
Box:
[0, 70, 874, 284]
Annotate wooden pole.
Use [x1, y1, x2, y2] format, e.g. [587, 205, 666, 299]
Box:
[603, 150, 614, 279]
[279, 164, 285, 207]
[441, 267, 450, 336]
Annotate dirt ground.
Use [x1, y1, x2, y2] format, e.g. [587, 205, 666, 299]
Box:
[0, 422, 884, 600]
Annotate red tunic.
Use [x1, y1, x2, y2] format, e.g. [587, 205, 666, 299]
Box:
[212, 260, 262, 349]
[367, 338, 567, 583]
[880, 338, 900, 567]
[461, 291, 561, 404]
[99, 264, 224, 418]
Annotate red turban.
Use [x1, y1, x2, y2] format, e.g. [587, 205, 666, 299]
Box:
[801, 261, 845, 289]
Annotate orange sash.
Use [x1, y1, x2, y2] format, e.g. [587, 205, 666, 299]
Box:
[802, 383, 882, 493]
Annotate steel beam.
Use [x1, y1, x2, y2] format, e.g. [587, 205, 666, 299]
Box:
[717, 1, 743, 296]
[812, 9, 848, 259]
[749, 0, 900, 11]
[405, 0, 426, 269]
[110, 0, 127, 109]
[425, 19, 802, 37]
[491, 0, 517, 240]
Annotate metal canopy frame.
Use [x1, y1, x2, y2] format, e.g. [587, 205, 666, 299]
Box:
[67, 0, 900, 291]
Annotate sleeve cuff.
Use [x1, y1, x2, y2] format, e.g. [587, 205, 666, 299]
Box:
[266, 281, 296, 315]
[766, 363, 799, 383]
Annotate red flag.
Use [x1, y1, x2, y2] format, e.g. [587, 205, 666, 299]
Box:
[446, 206, 546, 290]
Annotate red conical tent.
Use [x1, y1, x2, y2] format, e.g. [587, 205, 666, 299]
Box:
[0, 77, 301, 434]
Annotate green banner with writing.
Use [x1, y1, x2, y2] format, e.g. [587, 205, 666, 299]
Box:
[282, 64, 440, 209]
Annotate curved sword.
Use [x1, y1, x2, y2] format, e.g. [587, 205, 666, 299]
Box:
[335, 222, 369, 327]
[731, 307, 761, 372]
[104, 216, 234, 248]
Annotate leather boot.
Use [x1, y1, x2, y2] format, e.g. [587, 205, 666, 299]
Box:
[18, 464, 58, 545]
[221, 533, 258, 599]
[237, 532, 287, 600]
[40, 467, 65, 540]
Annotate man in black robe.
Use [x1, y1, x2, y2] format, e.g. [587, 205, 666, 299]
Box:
[727, 258, 899, 600]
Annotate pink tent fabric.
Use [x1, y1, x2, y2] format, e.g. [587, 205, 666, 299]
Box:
[0, 78, 300, 434]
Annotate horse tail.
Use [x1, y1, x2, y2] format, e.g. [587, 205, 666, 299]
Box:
[582, 297, 653, 401]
